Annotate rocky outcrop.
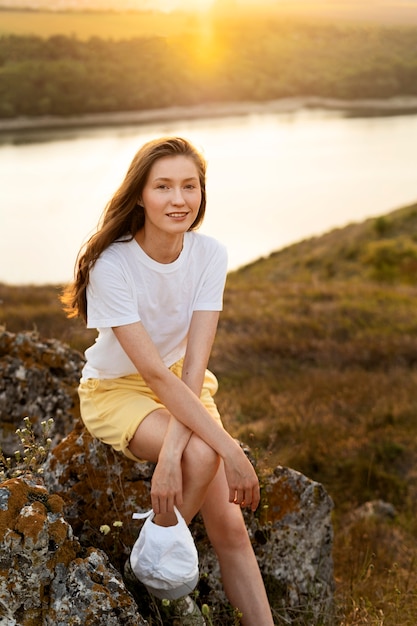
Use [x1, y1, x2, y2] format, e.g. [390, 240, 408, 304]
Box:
[44, 425, 335, 622]
[0, 330, 335, 624]
[0, 330, 82, 456]
[43, 421, 152, 572]
[247, 466, 334, 620]
[0, 476, 148, 625]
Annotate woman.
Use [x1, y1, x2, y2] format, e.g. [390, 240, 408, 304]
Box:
[62, 136, 274, 625]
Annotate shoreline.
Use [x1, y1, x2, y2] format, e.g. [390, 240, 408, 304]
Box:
[2, 96, 417, 135]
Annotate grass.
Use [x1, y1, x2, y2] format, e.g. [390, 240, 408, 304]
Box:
[0, 283, 96, 351]
[210, 203, 417, 624]
[2, 201, 417, 623]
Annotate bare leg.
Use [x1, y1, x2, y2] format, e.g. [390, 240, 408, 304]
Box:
[128, 408, 220, 525]
[200, 462, 274, 626]
[129, 410, 273, 623]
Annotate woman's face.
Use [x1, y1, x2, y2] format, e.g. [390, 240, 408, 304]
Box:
[140, 155, 202, 237]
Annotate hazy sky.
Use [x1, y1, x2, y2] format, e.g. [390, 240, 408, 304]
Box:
[0, 0, 387, 10]
[0, 0, 216, 10]
[2, 0, 417, 24]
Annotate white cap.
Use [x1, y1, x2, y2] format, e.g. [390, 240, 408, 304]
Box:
[130, 506, 199, 600]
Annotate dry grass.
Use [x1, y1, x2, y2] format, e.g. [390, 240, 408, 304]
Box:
[0, 283, 96, 351]
[2, 202, 417, 623]
[333, 514, 417, 625]
[206, 203, 417, 624]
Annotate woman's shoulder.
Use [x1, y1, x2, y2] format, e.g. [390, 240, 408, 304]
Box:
[186, 231, 227, 257]
[91, 238, 137, 279]
[96, 237, 135, 262]
[185, 232, 228, 277]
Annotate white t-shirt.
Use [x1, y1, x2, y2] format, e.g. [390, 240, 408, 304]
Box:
[82, 231, 228, 379]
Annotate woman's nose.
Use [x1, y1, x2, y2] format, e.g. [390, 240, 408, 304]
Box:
[172, 188, 186, 205]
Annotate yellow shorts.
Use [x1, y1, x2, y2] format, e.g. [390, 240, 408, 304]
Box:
[78, 358, 222, 462]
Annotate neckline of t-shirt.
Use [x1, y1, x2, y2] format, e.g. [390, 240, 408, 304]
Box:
[130, 232, 191, 272]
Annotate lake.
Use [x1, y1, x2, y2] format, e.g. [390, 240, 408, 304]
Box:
[1, 107, 417, 285]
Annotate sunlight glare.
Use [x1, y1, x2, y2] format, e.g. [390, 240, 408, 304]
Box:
[155, 0, 214, 12]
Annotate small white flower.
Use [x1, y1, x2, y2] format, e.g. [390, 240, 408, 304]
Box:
[100, 524, 111, 535]
[15, 366, 27, 381]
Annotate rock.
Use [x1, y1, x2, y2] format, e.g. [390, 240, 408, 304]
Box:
[0, 330, 83, 457]
[348, 499, 397, 523]
[43, 421, 153, 573]
[0, 475, 148, 625]
[246, 465, 334, 622]
[1, 330, 335, 623]
[45, 427, 335, 622]
[190, 465, 335, 622]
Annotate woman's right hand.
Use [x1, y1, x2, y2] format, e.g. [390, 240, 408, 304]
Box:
[223, 443, 260, 512]
[150, 456, 184, 515]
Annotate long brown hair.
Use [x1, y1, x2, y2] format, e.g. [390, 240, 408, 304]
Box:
[61, 136, 207, 322]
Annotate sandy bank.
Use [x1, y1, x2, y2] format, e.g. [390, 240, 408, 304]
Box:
[1, 96, 417, 135]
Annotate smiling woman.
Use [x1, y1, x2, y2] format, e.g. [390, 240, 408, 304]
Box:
[61, 135, 275, 625]
[136, 154, 203, 263]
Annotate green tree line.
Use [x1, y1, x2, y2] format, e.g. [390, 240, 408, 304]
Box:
[1, 18, 417, 118]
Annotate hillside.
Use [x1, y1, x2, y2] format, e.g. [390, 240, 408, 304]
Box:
[212, 202, 417, 624]
[1, 202, 417, 623]
[212, 203, 417, 488]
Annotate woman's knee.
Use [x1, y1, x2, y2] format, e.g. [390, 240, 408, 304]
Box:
[182, 434, 220, 481]
[208, 509, 251, 552]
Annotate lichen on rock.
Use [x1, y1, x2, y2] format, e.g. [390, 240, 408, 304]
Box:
[0, 329, 83, 457]
[0, 476, 147, 625]
[0, 330, 336, 624]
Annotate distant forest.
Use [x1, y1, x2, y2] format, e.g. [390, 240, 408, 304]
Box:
[1, 17, 417, 118]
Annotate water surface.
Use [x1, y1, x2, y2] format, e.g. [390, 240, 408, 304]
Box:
[1, 109, 417, 284]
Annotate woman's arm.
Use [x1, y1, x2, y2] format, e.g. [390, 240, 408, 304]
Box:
[150, 310, 220, 512]
[156, 310, 219, 467]
[181, 310, 219, 394]
[113, 320, 260, 510]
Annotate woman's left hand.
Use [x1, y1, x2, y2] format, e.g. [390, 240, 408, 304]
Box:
[223, 443, 261, 512]
[150, 457, 183, 515]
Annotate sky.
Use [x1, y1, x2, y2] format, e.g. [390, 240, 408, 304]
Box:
[2, 0, 417, 11]
[0, 0, 215, 9]
[2, 0, 417, 14]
